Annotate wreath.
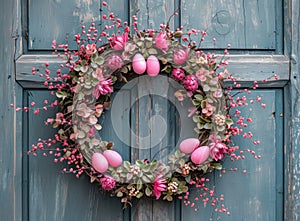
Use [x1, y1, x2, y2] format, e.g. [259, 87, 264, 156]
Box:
[46, 26, 234, 205]
[19, 2, 276, 212]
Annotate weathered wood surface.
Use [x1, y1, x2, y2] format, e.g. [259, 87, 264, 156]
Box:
[181, 0, 280, 50]
[2, 0, 300, 220]
[26, 91, 127, 221]
[182, 90, 283, 221]
[28, 0, 129, 50]
[16, 54, 290, 88]
[0, 0, 22, 220]
[289, 0, 300, 220]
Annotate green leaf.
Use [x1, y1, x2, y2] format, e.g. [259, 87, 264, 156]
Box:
[145, 187, 152, 196]
[137, 179, 143, 190]
[197, 122, 204, 129]
[204, 123, 212, 129]
[74, 65, 81, 72]
[193, 115, 200, 123]
[201, 165, 208, 173]
[192, 99, 201, 106]
[194, 94, 203, 101]
[225, 118, 234, 126]
[123, 161, 131, 171]
[148, 48, 157, 55]
[142, 175, 152, 183]
[185, 175, 191, 183]
[165, 194, 173, 201]
[136, 192, 143, 198]
[217, 125, 225, 131]
[80, 65, 88, 73]
[96, 57, 104, 65]
[56, 91, 68, 100]
[212, 163, 222, 170]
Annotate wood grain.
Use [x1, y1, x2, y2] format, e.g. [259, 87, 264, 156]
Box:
[0, 0, 22, 220]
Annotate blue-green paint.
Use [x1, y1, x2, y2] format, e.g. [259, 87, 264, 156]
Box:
[1, 0, 299, 220]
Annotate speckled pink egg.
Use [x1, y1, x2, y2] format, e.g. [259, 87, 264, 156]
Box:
[132, 53, 146, 74]
[191, 146, 210, 165]
[92, 152, 109, 173]
[146, 55, 160, 77]
[179, 138, 200, 154]
[103, 150, 123, 167]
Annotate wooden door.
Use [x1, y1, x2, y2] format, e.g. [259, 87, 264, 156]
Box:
[2, 0, 299, 220]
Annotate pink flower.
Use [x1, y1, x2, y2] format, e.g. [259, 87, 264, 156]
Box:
[93, 78, 113, 98]
[195, 68, 209, 82]
[93, 69, 113, 98]
[209, 135, 228, 161]
[173, 48, 189, 65]
[86, 44, 97, 55]
[110, 33, 128, 50]
[153, 175, 167, 199]
[202, 103, 216, 116]
[100, 175, 116, 191]
[107, 55, 123, 69]
[172, 68, 185, 81]
[183, 75, 198, 91]
[155, 32, 170, 51]
[88, 126, 96, 137]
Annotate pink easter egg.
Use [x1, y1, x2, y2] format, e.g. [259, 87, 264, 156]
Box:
[92, 153, 109, 173]
[191, 146, 210, 165]
[132, 53, 146, 74]
[146, 55, 160, 77]
[179, 138, 200, 154]
[103, 150, 123, 167]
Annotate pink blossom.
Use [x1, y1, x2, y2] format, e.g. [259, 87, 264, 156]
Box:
[153, 175, 167, 199]
[172, 68, 185, 81]
[195, 68, 209, 82]
[88, 126, 96, 137]
[100, 175, 116, 190]
[107, 55, 123, 69]
[93, 78, 113, 98]
[86, 44, 97, 55]
[155, 32, 170, 51]
[209, 135, 228, 161]
[173, 48, 189, 65]
[183, 75, 198, 91]
[202, 103, 216, 116]
[110, 33, 128, 50]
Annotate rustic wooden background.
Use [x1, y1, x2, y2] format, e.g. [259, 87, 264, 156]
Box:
[0, 0, 299, 220]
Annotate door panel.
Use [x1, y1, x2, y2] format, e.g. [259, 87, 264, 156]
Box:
[182, 90, 283, 221]
[26, 90, 127, 221]
[18, 0, 287, 220]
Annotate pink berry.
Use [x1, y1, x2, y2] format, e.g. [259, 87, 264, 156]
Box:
[183, 75, 198, 91]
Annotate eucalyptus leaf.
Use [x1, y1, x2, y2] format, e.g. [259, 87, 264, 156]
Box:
[137, 179, 143, 190]
[145, 187, 152, 196]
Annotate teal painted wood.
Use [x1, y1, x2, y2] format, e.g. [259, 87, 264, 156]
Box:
[182, 89, 284, 221]
[3, 0, 298, 220]
[26, 90, 126, 221]
[289, 0, 300, 219]
[130, 0, 176, 30]
[181, 0, 281, 50]
[0, 0, 23, 220]
[28, 0, 129, 50]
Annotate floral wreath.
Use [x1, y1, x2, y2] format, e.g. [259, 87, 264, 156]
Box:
[50, 28, 233, 205]
[19, 2, 278, 213]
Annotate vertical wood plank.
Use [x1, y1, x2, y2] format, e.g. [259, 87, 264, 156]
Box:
[181, 0, 277, 49]
[182, 90, 283, 221]
[130, 0, 175, 30]
[27, 91, 126, 221]
[289, 0, 300, 220]
[28, 0, 129, 50]
[0, 0, 22, 220]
